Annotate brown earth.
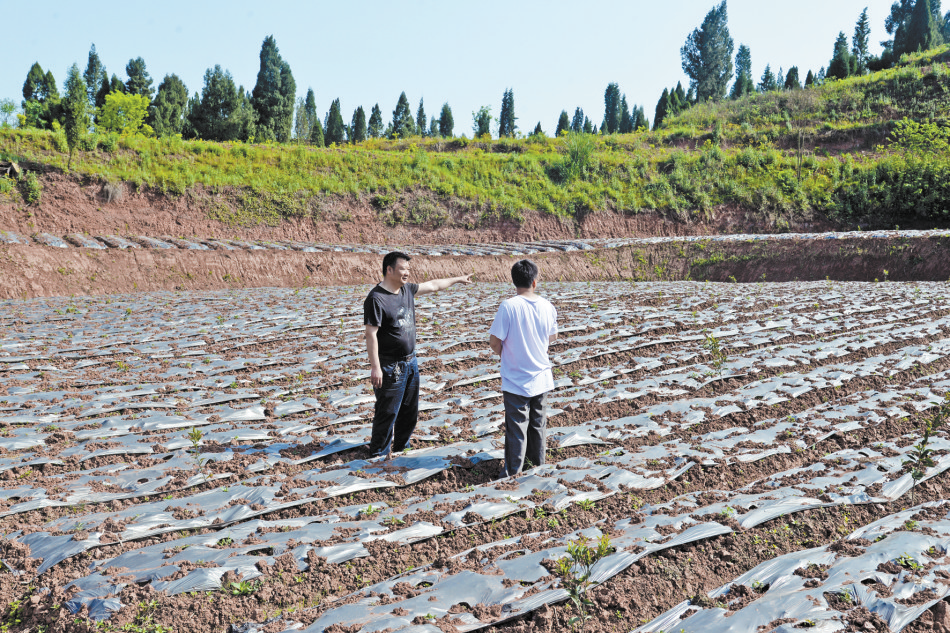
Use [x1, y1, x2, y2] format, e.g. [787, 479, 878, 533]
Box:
[1, 235, 949, 299]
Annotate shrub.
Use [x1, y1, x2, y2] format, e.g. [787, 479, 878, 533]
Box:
[19, 171, 42, 204]
[52, 132, 68, 153]
[99, 132, 119, 153]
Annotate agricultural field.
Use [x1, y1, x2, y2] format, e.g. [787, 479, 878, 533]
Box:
[1, 279, 950, 632]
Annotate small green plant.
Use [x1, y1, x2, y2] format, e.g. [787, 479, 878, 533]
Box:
[902, 392, 949, 504]
[555, 535, 614, 631]
[227, 580, 261, 596]
[895, 552, 922, 572]
[702, 330, 729, 378]
[19, 170, 42, 205]
[186, 427, 209, 476]
[575, 499, 596, 511]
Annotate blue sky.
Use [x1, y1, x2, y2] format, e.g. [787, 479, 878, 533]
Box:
[3, 0, 896, 134]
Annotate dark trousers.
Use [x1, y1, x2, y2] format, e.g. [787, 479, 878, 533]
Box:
[502, 391, 548, 477]
[369, 357, 419, 457]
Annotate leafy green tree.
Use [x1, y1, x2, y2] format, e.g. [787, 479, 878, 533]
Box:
[415, 98, 427, 138]
[293, 97, 310, 143]
[498, 88, 516, 137]
[603, 82, 621, 133]
[391, 92, 415, 138]
[618, 94, 633, 133]
[324, 98, 345, 145]
[851, 8, 872, 74]
[186, 65, 241, 141]
[681, 0, 734, 102]
[784, 66, 802, 90]
[148, 74, 188, 137]
[653, 88, 671, 129]
[368, 103, 383, 138]
[83, 44, 105, 109]
[472, 105, 492, 137]
[304, 88, 317, 142]
[124, 57, 153, 99]
[555, 110, 570, 136]
[758, 64, 778, 91]
[234, 86, 258, 142]
[0, 99, 15, 128]
[827, 32, 852, 80]
[351, 106, 367, 143]
[730, 44, 754, 98]
[251, 35, 296, 142]
[310, 117, 325, 147]
[21, 63, 62, 129]
[439, 102, 454, 137]
[571, 107, 585, 133]
[63, 64, 88, 169]
[98, 92, 150, 135]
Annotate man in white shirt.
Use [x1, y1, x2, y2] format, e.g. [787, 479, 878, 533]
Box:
[488, 260, 558, 477]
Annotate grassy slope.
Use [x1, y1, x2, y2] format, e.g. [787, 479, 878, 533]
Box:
[2, 46, 950, 229]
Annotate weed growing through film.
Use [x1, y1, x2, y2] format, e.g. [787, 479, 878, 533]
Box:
[702, 330, 729, 378]
[187, 427, 210, 478]
[555, 535, 614, 631]
[902, 392, 949, 504]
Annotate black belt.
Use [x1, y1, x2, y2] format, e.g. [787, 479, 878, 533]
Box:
[380, 353, 415, 363]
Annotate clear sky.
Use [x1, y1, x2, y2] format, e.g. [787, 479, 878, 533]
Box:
[3, 0, 897, 135]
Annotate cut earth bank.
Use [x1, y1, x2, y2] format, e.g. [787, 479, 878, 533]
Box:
[1, 235, 949, 299]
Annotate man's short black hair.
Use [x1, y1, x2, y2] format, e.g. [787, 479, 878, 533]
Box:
[511, 259, 539, 288]
[382, 251, 411, 276]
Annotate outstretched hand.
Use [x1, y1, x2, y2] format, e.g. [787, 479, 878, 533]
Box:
[458, 273, 474, 284]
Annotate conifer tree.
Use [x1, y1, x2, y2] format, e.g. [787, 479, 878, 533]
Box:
[758, 64, 777, 92]
[351, 106, 367, 143]
[498, 88, 516, 137]
[805, 69, 816, 87]
[555, 110, 570, 136]
[603, 82, 621, 133]
[429, 116, 439, 137]
[22, 62, 46, 103]
[324, 98, 345, 145]
[83, 44, 105, 109]
[439, 102, 454, 137]
[109, 74, 124, 95]
[63, 64, 87, 170]
[251, 35, 296, 142]
[310, 117, 325, 147]
[532, 122, 543, 136]
[653, 88, 671, 130]
[95, 74, 110, 112]
[43, 71, 59, 101]
[582, 116, 593, 134]
[368, 104, 383, 138]
[784, 67, 802, 90]
[148, 74, 188, 137]
[391, 92, 414, 138]
[634, 106, 649, 131]
[571, 107, 585, 133]
[619, 94, 633, 133]
[124, 57, 153, 99]
[293, 97, 309, 143]
[827, 32, 852, 80]
[304, 89, 317, 142]
[415, 98, 427, 137]
[681, 0, 734, 102]
[730, 44, 754, 98]
[472, 105, 492, 137]
[187, 65, 241, 141]
[905, 0, 942, 54]
[852, 8, 872, 74]
[674, 82, 687, 109]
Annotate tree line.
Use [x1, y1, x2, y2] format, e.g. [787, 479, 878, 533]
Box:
[11, 0, 950, 153]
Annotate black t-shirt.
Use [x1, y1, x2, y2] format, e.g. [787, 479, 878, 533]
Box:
[363, 282, 419, 360]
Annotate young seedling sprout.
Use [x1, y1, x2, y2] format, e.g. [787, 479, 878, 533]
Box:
[555, 534, 614, 631]
[902, 392, 949, 505]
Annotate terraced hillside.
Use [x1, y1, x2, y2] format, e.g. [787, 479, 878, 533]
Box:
[1, 279, 950, 632]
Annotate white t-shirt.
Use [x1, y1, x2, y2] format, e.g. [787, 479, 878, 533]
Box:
[489, 295, 558, 397]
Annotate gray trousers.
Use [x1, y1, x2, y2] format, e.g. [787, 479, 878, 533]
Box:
[502, 391, 547, 477]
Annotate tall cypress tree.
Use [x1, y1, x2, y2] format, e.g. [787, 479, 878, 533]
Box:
[63, 64, 87, 170]
[532, 122, 543, 136]
[758, 64, 778, 91]
[304, 89, 317, 142]
[582, 116, 593, 134]
[905, 0, 941, 54]
[188, 65, 241, 141]
[124, 57, 153, 99]
[498, 88, 516, 137]
[603, 83, 621, 134]
[653, 88, 671, 130]
[43, 71, 59, 101]
[368, 104, 383, 138]
[730, 44, 754, 98]
[784, 67, 802, 90]
[324, 98, 345, 145]
[618, 94, 633, 133]
[570, 107, 585, 133]
[429, 116, 439, 137]
[851, 8, 872, 74]
[827, 32, 852, 80]
[555, 110, 570, 136]
[634, 106, 649, 131]
[351, 106, 367, 143]
[251, 35, 296, 142]
[681, 0, 734, 102]
[439, 102, 454, 137]
[310, 117, 325, 147]
[148, 74, 188, 137]
[391, 92, 414, 138]
[805, 69, 816, 87]
[415, 98, 426, 138]
[83, 44, 105, 109]
[22, 62, 46, 103]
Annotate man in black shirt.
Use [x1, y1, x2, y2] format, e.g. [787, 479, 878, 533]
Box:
[364, 251, 471, 458]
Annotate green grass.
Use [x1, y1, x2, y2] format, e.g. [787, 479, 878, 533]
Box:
[3, 44, 950, 229]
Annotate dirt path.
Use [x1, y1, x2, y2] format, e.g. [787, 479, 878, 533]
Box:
[1, 236, 948, 299]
